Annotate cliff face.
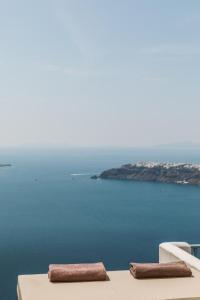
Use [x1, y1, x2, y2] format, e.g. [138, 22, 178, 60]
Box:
[99, 163, 200, 185]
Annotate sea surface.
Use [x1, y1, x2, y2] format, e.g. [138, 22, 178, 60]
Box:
[1, 147, 200, 300]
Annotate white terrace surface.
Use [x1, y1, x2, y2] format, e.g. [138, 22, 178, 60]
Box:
[18, 242, 200, 300]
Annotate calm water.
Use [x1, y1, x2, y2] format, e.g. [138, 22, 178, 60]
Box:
[1, 147, 200, 300]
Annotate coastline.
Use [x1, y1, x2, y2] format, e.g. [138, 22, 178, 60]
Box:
[92, 162, 200, 186]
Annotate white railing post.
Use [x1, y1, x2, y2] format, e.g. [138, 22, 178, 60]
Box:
[159, 242, 200, 271]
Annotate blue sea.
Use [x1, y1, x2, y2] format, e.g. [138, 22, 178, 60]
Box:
[1, 147, 200, 300]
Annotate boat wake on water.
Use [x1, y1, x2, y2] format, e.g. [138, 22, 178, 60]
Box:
[70, 173, 91, 176]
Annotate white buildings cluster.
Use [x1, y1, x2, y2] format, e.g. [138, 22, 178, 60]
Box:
[134, 162, 200, 170]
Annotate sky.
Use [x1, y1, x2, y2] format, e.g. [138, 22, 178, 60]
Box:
[0, 0, 200, 148]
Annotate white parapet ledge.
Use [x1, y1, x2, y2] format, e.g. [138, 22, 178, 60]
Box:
[159, 242, 200, 271]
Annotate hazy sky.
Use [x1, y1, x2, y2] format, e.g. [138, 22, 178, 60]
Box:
[0, 0, 200, 147]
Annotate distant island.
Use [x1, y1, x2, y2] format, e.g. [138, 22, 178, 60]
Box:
[0, 164, 11, 167]
[91, 162, 200, 185]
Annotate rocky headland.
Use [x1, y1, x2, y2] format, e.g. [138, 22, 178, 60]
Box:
[91, 162, 200, 185]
